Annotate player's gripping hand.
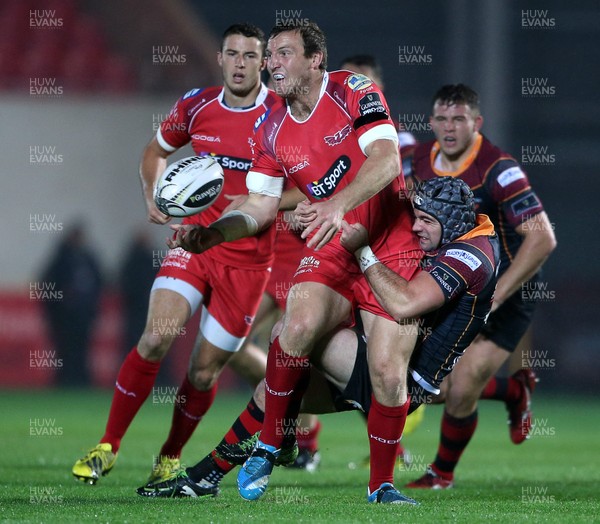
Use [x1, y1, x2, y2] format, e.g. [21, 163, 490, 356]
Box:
[298, 198, 346, 251]
[167, 224, 223, 254]
[340, 221, 369, 253]
[145, 196, 171, 225]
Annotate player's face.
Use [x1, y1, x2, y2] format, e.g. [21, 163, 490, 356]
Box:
[267, 31, 316, 98]
[412, 209, 442, 251]
[218, 34, 265, 98]
[430, 102, 483, 161]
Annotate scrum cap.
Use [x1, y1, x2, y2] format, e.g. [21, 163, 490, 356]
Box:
[413, 177, 476, 244]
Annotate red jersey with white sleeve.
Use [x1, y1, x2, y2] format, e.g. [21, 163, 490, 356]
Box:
[157, 84, 279, 270]
[249, 71, 422, 314]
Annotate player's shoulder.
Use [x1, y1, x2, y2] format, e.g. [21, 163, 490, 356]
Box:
[439, 237, 496, 274]
[477, 136, 527, 187]
[478, 135, 518, 167]
[176, 86, 220, 107]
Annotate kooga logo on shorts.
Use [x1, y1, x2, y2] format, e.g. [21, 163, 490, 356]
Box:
[306, 155, 351, 199]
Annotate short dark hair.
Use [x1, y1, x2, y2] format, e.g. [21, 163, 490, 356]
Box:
[269, 21, 327, 70]
[222, 23, 266, 56]
[340, 54, 381, 78]
[432, 84, 480, 112]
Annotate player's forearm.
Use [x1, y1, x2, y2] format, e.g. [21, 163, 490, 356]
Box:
[364, 263, 416, 320]
[279, 186, 305, 211]
[139, 141, 168, 202]
[494, 222, 557, 306]
[209, 193, 279, 242]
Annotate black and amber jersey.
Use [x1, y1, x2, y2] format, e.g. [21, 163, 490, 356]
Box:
[412, 133, 544, 275]
[410, 215, 500, 392]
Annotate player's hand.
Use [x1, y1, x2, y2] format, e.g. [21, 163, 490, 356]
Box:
[222, 194, 248, 214]
[295, 199, 317, 226]
[167, 224, 221, 253]
[340, 221, 369, 253]
[146, 198, 171, 225]
[299, 198, 346, 251]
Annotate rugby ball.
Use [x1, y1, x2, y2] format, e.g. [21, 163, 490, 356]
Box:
[154, 156, 224, 217]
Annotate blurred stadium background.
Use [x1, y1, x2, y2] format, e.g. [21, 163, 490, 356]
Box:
[1, 0, 597, 394]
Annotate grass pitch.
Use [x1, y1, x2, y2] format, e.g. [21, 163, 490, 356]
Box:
[0, 390, 597, 523]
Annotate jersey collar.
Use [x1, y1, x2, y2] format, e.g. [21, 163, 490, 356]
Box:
[431, 132, 483, 177]
[218, 83, 269, 112]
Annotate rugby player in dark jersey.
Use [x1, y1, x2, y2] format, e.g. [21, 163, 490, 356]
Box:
[137, 177, 499, 500]
[406, 84, 556, 489]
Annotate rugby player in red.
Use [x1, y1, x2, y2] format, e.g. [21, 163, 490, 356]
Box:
[406, 84, 556, 489]
[72, 23, 281, 486]
[168, 22, 422, 504]
[136, 177, 499, 500]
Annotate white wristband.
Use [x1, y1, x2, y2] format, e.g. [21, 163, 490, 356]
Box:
[355, 246, 379, 273]
[210, 210, 258, 242]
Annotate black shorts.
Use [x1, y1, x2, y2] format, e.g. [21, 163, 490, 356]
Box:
[328, 331, 372, 415]
[326, 329, 434, 415]
[479, 274, 538, 352]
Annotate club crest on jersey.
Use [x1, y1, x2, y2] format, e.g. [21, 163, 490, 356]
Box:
[345, 73, 373, 91]
[324, 124, 352, 146]
[306, 155, 351, 199]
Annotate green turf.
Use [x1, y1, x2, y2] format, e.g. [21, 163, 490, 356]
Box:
[0, 390, 597, 523]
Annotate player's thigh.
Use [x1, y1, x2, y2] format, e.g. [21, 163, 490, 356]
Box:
[279, 282, 351, 354]
[363, 311, 418, 386]
[447, 334, 511, 402]
[138, 288, 194, 360]
[312, 328, 359, 391]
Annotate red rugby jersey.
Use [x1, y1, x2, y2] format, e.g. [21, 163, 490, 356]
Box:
[157, 84, 279, 269]
[250, 71, 420, 261]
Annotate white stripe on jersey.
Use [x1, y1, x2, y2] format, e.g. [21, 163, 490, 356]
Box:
[358, 123, 398, 155]
[246, 171, 284, 198]
[156, 127, 178, 152]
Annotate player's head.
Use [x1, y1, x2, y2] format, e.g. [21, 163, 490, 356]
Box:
[340, 55, 383, 90]
[267, 21, 327, 98]
[430, 84, 483, 161]
[218, 23, 267, 99]
[412, 177, 476, 250]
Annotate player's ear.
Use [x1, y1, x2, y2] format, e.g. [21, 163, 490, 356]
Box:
[474, 114, 483, 132]
[217, 51, 223, 67]
[260, 56, 267, 72]
[311, 51, 323, 70]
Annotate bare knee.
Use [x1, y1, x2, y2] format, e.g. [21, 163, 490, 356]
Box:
[279, 317, 315, 357]
[370, 365, 405, 405]
[137, 329, 174, 362]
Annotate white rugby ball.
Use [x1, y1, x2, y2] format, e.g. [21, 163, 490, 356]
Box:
[154, 156, 224, 217]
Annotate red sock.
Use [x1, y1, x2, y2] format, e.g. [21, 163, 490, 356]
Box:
[260, 336, 310, 448]
[297, 419, 321, 453]
[368, 395, 409, 493]
[431, 410, 478, 480]
[212, 397, 264, 472]
[159, 377, 217, 458]
[100, 347, 160, 453]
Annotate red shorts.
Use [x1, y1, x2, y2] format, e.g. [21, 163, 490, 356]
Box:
[157, 248, 270, 338]
[265, 222, 305, 310]
[353, 249, 422, 320]
[293, 235, 422, 322]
